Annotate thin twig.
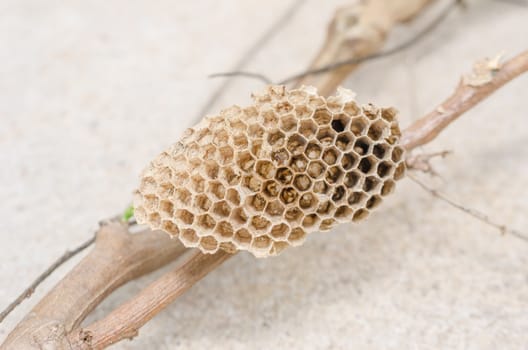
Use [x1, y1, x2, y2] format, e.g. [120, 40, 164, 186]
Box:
[0, 235, 96, 324]
[409, 174, 528, 242]
[279, 0, 458, 84]
[195, 0, 306, 121]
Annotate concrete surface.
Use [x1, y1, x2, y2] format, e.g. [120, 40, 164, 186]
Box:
[1, 0, 528, 349]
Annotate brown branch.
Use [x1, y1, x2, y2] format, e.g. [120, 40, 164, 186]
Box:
[400, 50, 528, 150]
[0, 235, 95, 324]
[1, 223, 186, 349]
[68, 250, 232, 349]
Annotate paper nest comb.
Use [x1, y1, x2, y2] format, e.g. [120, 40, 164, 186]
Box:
[134, 85, 405, 258]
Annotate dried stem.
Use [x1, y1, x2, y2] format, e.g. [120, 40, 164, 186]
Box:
[400, 50, 528, 150]
[1, 223, 186, 349]
[68, 250, 232, 349]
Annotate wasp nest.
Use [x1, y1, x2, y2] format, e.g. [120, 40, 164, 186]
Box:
[134, 85, 405, 258]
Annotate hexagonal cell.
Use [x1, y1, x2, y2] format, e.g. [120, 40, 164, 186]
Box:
[196, 213, 216, 231]
[194, 193, 212, 212]
[270, 223, 290, 240]
[317, 200, 336, 217]
[308, 95, 326, 109]
[335, 132, 354, 151]
[301, 214, 320, 229]
[288, 89, 308, 104]
[298, 119, 318, 138]
[358, 156, 376, 174]
[156, 182, 175, 198]
[269, 241, 290, 256]
[353, 137, 372, 156]
[352, 209, 370, 222]
[288, 227, 307, 247]
[284, 207, 303, 223]
[215, 221, 234, 240]
[348, 191, 367, 207]
[200, 236, 219, 252]
[331, 114, 351, 132]
[307, 161, 326, 179]
[265, 200, 285, 217]
[275, 167, 293, 185]
[256, 160, 275, 179]
[322, 147, 339, 165]
[381, 180, 396, 196]
[381, 107, 397, 122]
[159, 200, 174, 217]
[161, 220, 179, 236]
[220, 242, 237, 254]
[331, 185, 346, 203]
[377, 161, 394, 178]
[231, 207, 249, 226]
[373, 143, 389, 159]
[208, 181, 226, 199]
[319, 218, 337, 231]
[247, 193, 267, 212]
[250, 139, 264, 158]
[175, 209, 195, 225]
[248, 123, 265, 138]
[267, 130, 286, 148]
[148, 212, 161, 228]
[234, 228, 252, 247]
[316, 127, 337, 147]
[325, 166, 343, 184]
[228, 118, 247, 132]
[295, 105, 314, 120]
[133, 206, 147, 223]
[293, 174, 312, 191]
[243, 106, 259, 121]
[312, 180, 329, 194]
[343, 101, 360, 116]
[391, 146, 404, 162]
[213, 129, 229, 146]
[344, 171, 361, 188]
[280, 114, 297, 132]
[275, 101, 294, 114]
[233, 133, 249, 149]
[190, 174, 206, 193]
[341, 153, 359, 170]
[180, 229, 199, 246]
[394, 162, 406, 180]
[252, 235, 272, 252]
[236, 151, 255, 172]
[367, 120, 388, 141]
[212, 200, 231, 218]
[142, 194, 159, 212]
[221, 166, 240, 186]
[362, 104, 379, 120]
[313, 108, 332, 126]
[334, 206, 353, 221]
[174, 188, 192, 206]
[363, 176, 381, 193]
[290, 154, 309, 173]
[299, 193, 318, 210]
[350, 116, 369, 136]
[280, 187, 298, 205]
[286, 134, 307, 156]
[250, 216, 271, 233]
[262, 109, 278, 127]
[271, 148, 290, 166]
[366, 195, 383, 210]
[204, 161, 220, 180]
[262, 180, 280, 198]
[305, 142, 322, 160]
[139, 176, 157, 194]
[325, 96, 343, 113]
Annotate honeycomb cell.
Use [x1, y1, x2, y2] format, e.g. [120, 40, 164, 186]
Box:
[286, 134, 307, 155]
[305, 142, 322, 159]
[134, 85, 405, 258]
[293, 174, 312, 191]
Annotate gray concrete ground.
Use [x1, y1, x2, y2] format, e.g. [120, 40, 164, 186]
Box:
[1, 0, 527, 349]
